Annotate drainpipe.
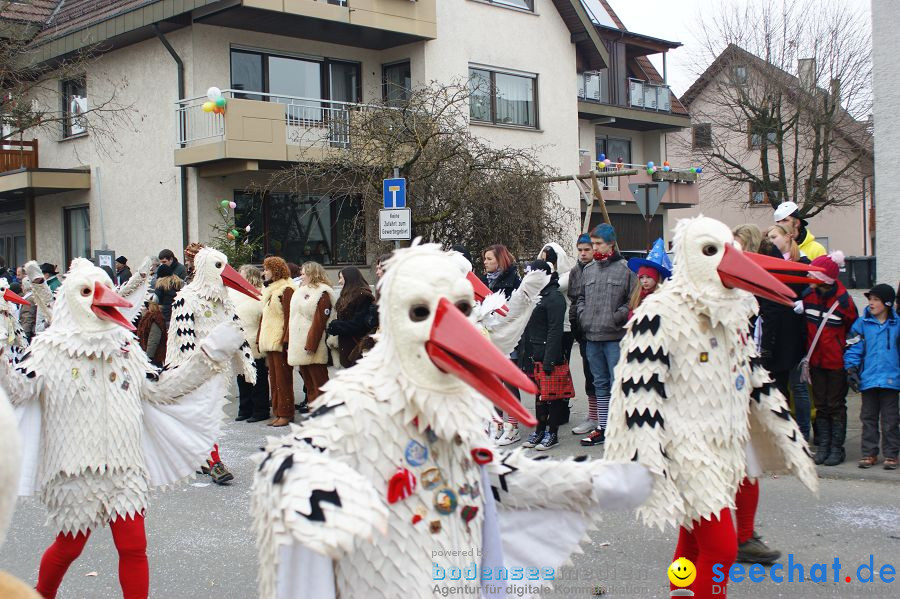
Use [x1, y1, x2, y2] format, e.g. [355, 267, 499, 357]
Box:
[154, 24, 190, 250]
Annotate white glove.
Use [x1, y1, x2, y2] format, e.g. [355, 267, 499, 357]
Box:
[793, 300, 804, 315]
[24, 261, 42, 282]
[200, 323, 244, 362]
[590, 462, 653, 511]
[518, 270, 551, 300]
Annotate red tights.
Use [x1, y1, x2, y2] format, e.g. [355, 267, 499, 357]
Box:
[733, 477, 759, 544]
[671, 508, 737, 599]
[36, 513, 149, 599]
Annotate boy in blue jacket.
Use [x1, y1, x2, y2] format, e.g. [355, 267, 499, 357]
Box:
[844, 284, 900, 470]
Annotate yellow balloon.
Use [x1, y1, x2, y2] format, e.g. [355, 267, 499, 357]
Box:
[597, 161, 606, 169]
[202, 101, 215, 113]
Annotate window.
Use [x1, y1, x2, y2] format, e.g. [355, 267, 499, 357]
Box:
[748, 120, 777, 148]
[749, 181, 783, 206]
[62, 78, 87, 138]
[484, 0, 534, 10]
[233, 192, 364, 266]
[64, 205, 90, 265]
[692, 123, 712, 149]
[733, 65, 748, 86]
[468, 67, 537, 128]
[383, 61, 412, 104]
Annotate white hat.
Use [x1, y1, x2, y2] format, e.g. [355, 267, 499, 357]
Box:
[772, 201, 808, 226]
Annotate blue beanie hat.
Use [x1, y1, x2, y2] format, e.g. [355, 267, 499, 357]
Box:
[576, 233, 591, 245]
[591, 223, 616, 242]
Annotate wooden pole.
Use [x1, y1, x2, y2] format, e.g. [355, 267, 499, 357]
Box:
[590, 171, 612, 226]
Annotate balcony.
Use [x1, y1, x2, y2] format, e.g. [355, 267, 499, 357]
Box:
[174, 90, 377, 175]
[577, 72, 690, 131]
[0, 139, 91, 201]
[575, 154, 699, 207]
[628, 78, 672, 112]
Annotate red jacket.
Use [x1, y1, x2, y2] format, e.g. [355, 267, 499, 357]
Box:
[801, 282, 858, 370]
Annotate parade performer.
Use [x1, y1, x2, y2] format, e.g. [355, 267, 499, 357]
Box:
[0, 277, 30, 362]
[251, 242, 652, 599]
[603, 216, 819, 599]
[0, 258, 246, 599]
[165, 247, 260, 484]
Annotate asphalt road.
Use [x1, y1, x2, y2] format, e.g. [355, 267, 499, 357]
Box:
[2, 344, 898, 599]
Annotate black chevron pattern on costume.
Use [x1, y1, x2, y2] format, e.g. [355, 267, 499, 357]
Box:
[176, 328, 196, 337]
[626, 346, 670, 366]
[491, 486, 501, 503]
[175, 312, 194, 322]
[631, 314, 661, 335]
[787, 430, 798, 443]
[297, 437, 327, 453]
[308, 401, 345, 419]
[621, 374, 666, 398]
[146, 371, 160, 382]
[750, 382, 775, 404]
[298, 489, 342, 522]
[173, 298, 185, 308]
[625, 408, 665, 429]
[771, 406, 791, 420]
[631, 450, 639, 462]
[272, 454, 294, 484]
[179, 343, 195, 353]
[497, 452, 518, 493]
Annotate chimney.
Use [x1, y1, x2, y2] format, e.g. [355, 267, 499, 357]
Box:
[830, 78, 841, 103]
[798, 58, 816, 91]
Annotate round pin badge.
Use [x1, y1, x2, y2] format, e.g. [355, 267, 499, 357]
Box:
[433, 487, 458, 515]
[421, 467, 443, 490]
[405, 440, 429, 467]
[735, 374, 745, 391]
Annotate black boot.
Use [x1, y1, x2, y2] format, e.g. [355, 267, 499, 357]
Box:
[813, 417, 831, 465]
[825, 414, 846, 466]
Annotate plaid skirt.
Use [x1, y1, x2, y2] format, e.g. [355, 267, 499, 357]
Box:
[533, 362, 575, 401]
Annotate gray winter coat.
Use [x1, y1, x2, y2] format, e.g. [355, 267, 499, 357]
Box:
[575, 254, 636, 342]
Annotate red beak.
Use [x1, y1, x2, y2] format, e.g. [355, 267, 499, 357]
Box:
[91, 281, 135, 331]
[717, 244, 797, 307]
[221, 264, 261, 300]
[426, 297, 537, 426]
[466, 272, 508, 316]
[744, 252, 826, 286]
[3, 288, 29, 306]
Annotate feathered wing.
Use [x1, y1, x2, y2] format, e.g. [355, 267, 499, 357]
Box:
[603, 306, 684, 531]
[24, 261, 53, 326]
[0, 350, 42, 496]
[251, 398, 388, 599]
[116, 257, 152, 327]
[165, 292, 198, 364]
[484, 270, 549, 356]
[746, 362, 818, 493]
[231, 312, 257, 385]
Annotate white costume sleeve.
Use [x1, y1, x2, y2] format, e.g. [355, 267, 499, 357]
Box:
[0, 349, 42, 406]
[24, 261, 54, 326]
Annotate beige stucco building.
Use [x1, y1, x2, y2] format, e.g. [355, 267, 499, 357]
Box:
[0, 0, 696, 270]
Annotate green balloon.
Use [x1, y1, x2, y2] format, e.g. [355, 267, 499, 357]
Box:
[215, 97, 226, 108]
[220, 199, 229, 207]
[690, 167, 697, 173]
[231, 229, 240, 237]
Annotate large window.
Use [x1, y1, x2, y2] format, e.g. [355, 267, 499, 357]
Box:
[383, 61, 412, 104]
[468, 67, 537, 128]
[62, 78, 87, 138]
[64, 205, 90, 265]
[233, 192, 364, 266]
[749, 181, 783, 206]
[485, 0, 534, 10]
[692, 123, 712, 149]
[748, 120, 777, 148]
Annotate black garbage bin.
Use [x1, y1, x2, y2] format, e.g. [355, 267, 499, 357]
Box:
[843, 256, 876, 289]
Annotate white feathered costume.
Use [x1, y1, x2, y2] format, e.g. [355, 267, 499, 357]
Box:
[251, 243, 652, 599]
[0, 258, 245, 535]
[0, 277, 29, 362]
[603, 216, 818, 532]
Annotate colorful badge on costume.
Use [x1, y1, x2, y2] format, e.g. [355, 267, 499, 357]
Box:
[421, 467, 443, 490]
[699, 352, 708, 363]
[425, 427, 438, 445]
[430, 521, 441, 534]
[433, 487, 458, 515]
[405, 440, 428, 467]
[387, 467, 417, 504]
[735, 374, 745, 391]
[460, 505, 479, 531]
[471, 482, 481, 499]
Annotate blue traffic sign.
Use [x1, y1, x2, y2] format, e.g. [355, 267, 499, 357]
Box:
[383, 177, 407, 208]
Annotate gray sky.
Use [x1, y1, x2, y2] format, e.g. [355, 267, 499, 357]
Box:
[604, 0, 872, 97]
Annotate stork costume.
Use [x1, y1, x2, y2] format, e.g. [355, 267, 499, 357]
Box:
[0, 258, 246, 599]
[603, 216, 818, 599]
[251, 243, 652, 599]
[165, 248, 260, 480]
[0, 277, 30, 362]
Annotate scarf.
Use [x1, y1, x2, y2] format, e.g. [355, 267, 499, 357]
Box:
[485, 270, 502, 285]
[592, 250, 613, 262]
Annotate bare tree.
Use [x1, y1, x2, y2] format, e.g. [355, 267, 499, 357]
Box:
[262, 81, 573, 265]
[681, 0, 872, 218]
[0, 4, 136, 155]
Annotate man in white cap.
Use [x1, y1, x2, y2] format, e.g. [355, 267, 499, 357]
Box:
[773, 201, 826, 260]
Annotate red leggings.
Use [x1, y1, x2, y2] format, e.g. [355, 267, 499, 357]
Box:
[36, 513, 149, 599]
[734, 478, 759, 544]
[671, 508, 737, 599]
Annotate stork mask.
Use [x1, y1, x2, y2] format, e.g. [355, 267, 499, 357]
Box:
[190, 248, 260, 301]
[0, 278, 29, 309]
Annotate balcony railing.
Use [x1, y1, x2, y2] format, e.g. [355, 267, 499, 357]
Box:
[628, 79, 672, 112]
[0, 139, 38, 172]
[175, 90, 377, 150]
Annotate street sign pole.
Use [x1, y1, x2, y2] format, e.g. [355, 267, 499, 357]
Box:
[393, 168, 400, 250]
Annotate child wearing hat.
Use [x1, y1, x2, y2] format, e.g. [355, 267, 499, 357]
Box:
[799, 251, 858, 466]
[626, 238, 672, 319]
[844, 283, 900, 470]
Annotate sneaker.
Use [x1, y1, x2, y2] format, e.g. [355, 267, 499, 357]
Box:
[580, 428, 605, 446]
[736, 534, 781, 564]
[536, 432, 559, 451]
[208, 461, 234, 485]
[296, 402, 310, 414]
[523, 430, 544, 448]
[498, 426, 521, 446]
[858, 456, 878, 469]
[884, 457, 898, 470]
[493, 423, 505, 441]
[571, 419, 598, 435]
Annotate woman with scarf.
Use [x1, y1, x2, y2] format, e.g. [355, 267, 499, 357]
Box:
[327, 267, 376, 368]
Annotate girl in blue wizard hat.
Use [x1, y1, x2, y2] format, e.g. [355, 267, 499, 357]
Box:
[626, 238, 672, 318]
